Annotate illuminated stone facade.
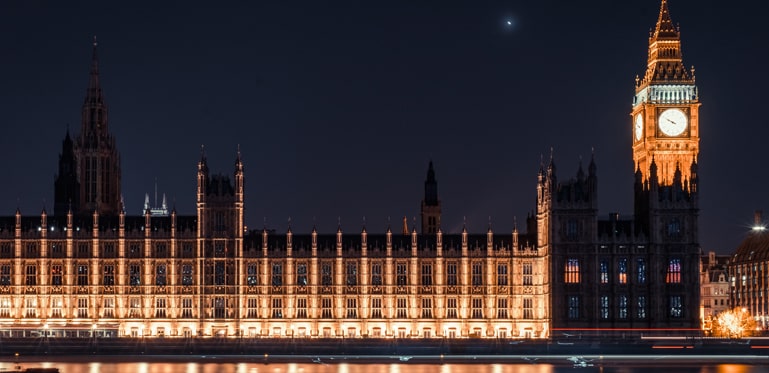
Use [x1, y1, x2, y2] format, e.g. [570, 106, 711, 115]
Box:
[0, 0, 703, 339]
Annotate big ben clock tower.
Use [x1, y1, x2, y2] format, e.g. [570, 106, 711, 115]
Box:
[632, 0, 699, 184]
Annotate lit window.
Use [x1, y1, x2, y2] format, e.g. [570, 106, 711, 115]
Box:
[600, 295, 609, 319]
[599, 260, 609, 284]
[565, 259, 580, 283]
[618, 294, 628, 319]
[637, 259, 646, 284]
[670, 295, 683, 318]
[618, 258, 628, 284]
[666, 258, 682, 283]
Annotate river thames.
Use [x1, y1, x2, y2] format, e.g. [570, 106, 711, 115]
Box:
[3, 358, 768, 373]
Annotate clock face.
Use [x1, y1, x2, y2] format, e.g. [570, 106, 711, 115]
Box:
[634, 113, 643, 141]
[658, 108, 688, 137]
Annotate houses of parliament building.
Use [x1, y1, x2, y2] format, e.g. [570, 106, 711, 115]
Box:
[0, 0, 700, 339]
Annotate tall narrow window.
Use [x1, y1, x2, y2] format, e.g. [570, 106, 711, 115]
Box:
[523, 298, 533, 319]
[421, 298, 432, 318]
[214, 262, 225, 285]
[446, 262, 457, 286]
[396, 298, 408, 318]
[565, 259, 580, 283]
[421, 264, 433, 286]
[181, 298, 193, 318]
[0, 297, 11, 317]
[321, 262, 332, 286]
[182, 264, 193, 286]
[568, 295, 579, 320]
[396, 263, 407, 286]
[296, 263, 307, 286]
[600, 295, 609, 319]
[637, 295, 647, 319]
[271, 298, 282, 318]
[618, 258, 628, 284]
[446, 298, 458, 318]
[296, 298, 307, 318]
[637, 258, 646, 284]
[78, 265, 89, 286]
[618, 294, 628, 319]
[129, 297, 141, 317]
[25, 265, 36, 286]
[321, 298, 332, 318]
[103, 298, 114, 318]
[471, 262, 483, 286]
[25, 298, 36, 318]
[497, 264, 508, 286]
[371, 263, 382, 286]
[155, 298, 167, 318]
[272, 263, 283, 286]
[247, 263, 258, 286]
[247, 298, 259, 318]
[497, 298, 508, 318]
[346, 298, 357, 318]
[0, 265, 10, 285]
[371, 298, 383, 318]
[156, 264, 167, 286]
[103, 265, 114, 286]
[51, 265, 62, 286]
[670, 295, 683, 318]
[77, 298, 88, 318]
[522, 262, 532, 286]
[471, 298, 483, 318]
[666, 259, 682, 283]
[346, 262, 357, 286]
[599, 259, 609, 284]
[129, 264, 140, 287]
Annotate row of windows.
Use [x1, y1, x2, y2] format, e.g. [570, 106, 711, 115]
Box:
[0, 242, 198, 259]
[1, 260, 539, 288]
[256, 261, 534, 288]
[0, 296, 537, 320]
[566, 295, 684, 320]
[564, 258, 682, 284]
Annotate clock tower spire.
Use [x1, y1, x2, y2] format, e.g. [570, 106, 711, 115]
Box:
[631, 0, 699, 185]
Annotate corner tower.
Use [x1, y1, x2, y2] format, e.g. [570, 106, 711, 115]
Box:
[73, 38, 122, 215]
[420, 160, 441, 234]
[631, 0, 699, 184]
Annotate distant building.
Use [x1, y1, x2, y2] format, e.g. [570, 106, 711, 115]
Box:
[0, 0, 701, 339]
[701, 251, 730, 333]
[729, 211, 769, 330]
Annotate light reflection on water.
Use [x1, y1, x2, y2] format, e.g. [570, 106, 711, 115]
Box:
[0, 361, 763, 373]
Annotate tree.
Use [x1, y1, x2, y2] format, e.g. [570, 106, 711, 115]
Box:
[712, 308, 757, 338]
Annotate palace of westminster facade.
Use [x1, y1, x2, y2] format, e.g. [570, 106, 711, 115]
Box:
[0, 0, 701, 339]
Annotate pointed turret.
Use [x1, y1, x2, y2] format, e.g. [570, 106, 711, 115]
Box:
[420, 160, 442, 235]
[54, 129, 80, 216]
[638, 0, 694, 89]
[74, 37, 121, 215]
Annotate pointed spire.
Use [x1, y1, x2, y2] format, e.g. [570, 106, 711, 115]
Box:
[652, 0, 678, 40]
[85, 36, 104, 107]
[639, 0, 693, 87]
[588, 148, 597, 176]
[424, 160, 438, 205]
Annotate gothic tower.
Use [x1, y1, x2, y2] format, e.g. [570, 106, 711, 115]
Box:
[631, 0, 699, 184]
[420, 160, 441, 234]
[54, 130, 80, 216]
[196, 148, 245, 323]
[633, 0, 700, 329]
[73, 38, 122, 215]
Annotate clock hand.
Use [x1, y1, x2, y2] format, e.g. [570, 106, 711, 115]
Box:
[666, 118, 676, 124]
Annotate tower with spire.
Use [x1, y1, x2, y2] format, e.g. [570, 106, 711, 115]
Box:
[631, 0, 699, 185]
[53, 130, 80, 216]
[420, 160, 441, 234]
[62, 37, 122, 216]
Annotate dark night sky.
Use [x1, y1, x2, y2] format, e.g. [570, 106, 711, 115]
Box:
[1, 1, 767, 254]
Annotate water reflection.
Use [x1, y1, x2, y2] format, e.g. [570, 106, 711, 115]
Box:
[0, 361, 764, 373]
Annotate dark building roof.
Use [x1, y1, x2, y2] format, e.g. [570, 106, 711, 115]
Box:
[731, 232, 769, 264]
